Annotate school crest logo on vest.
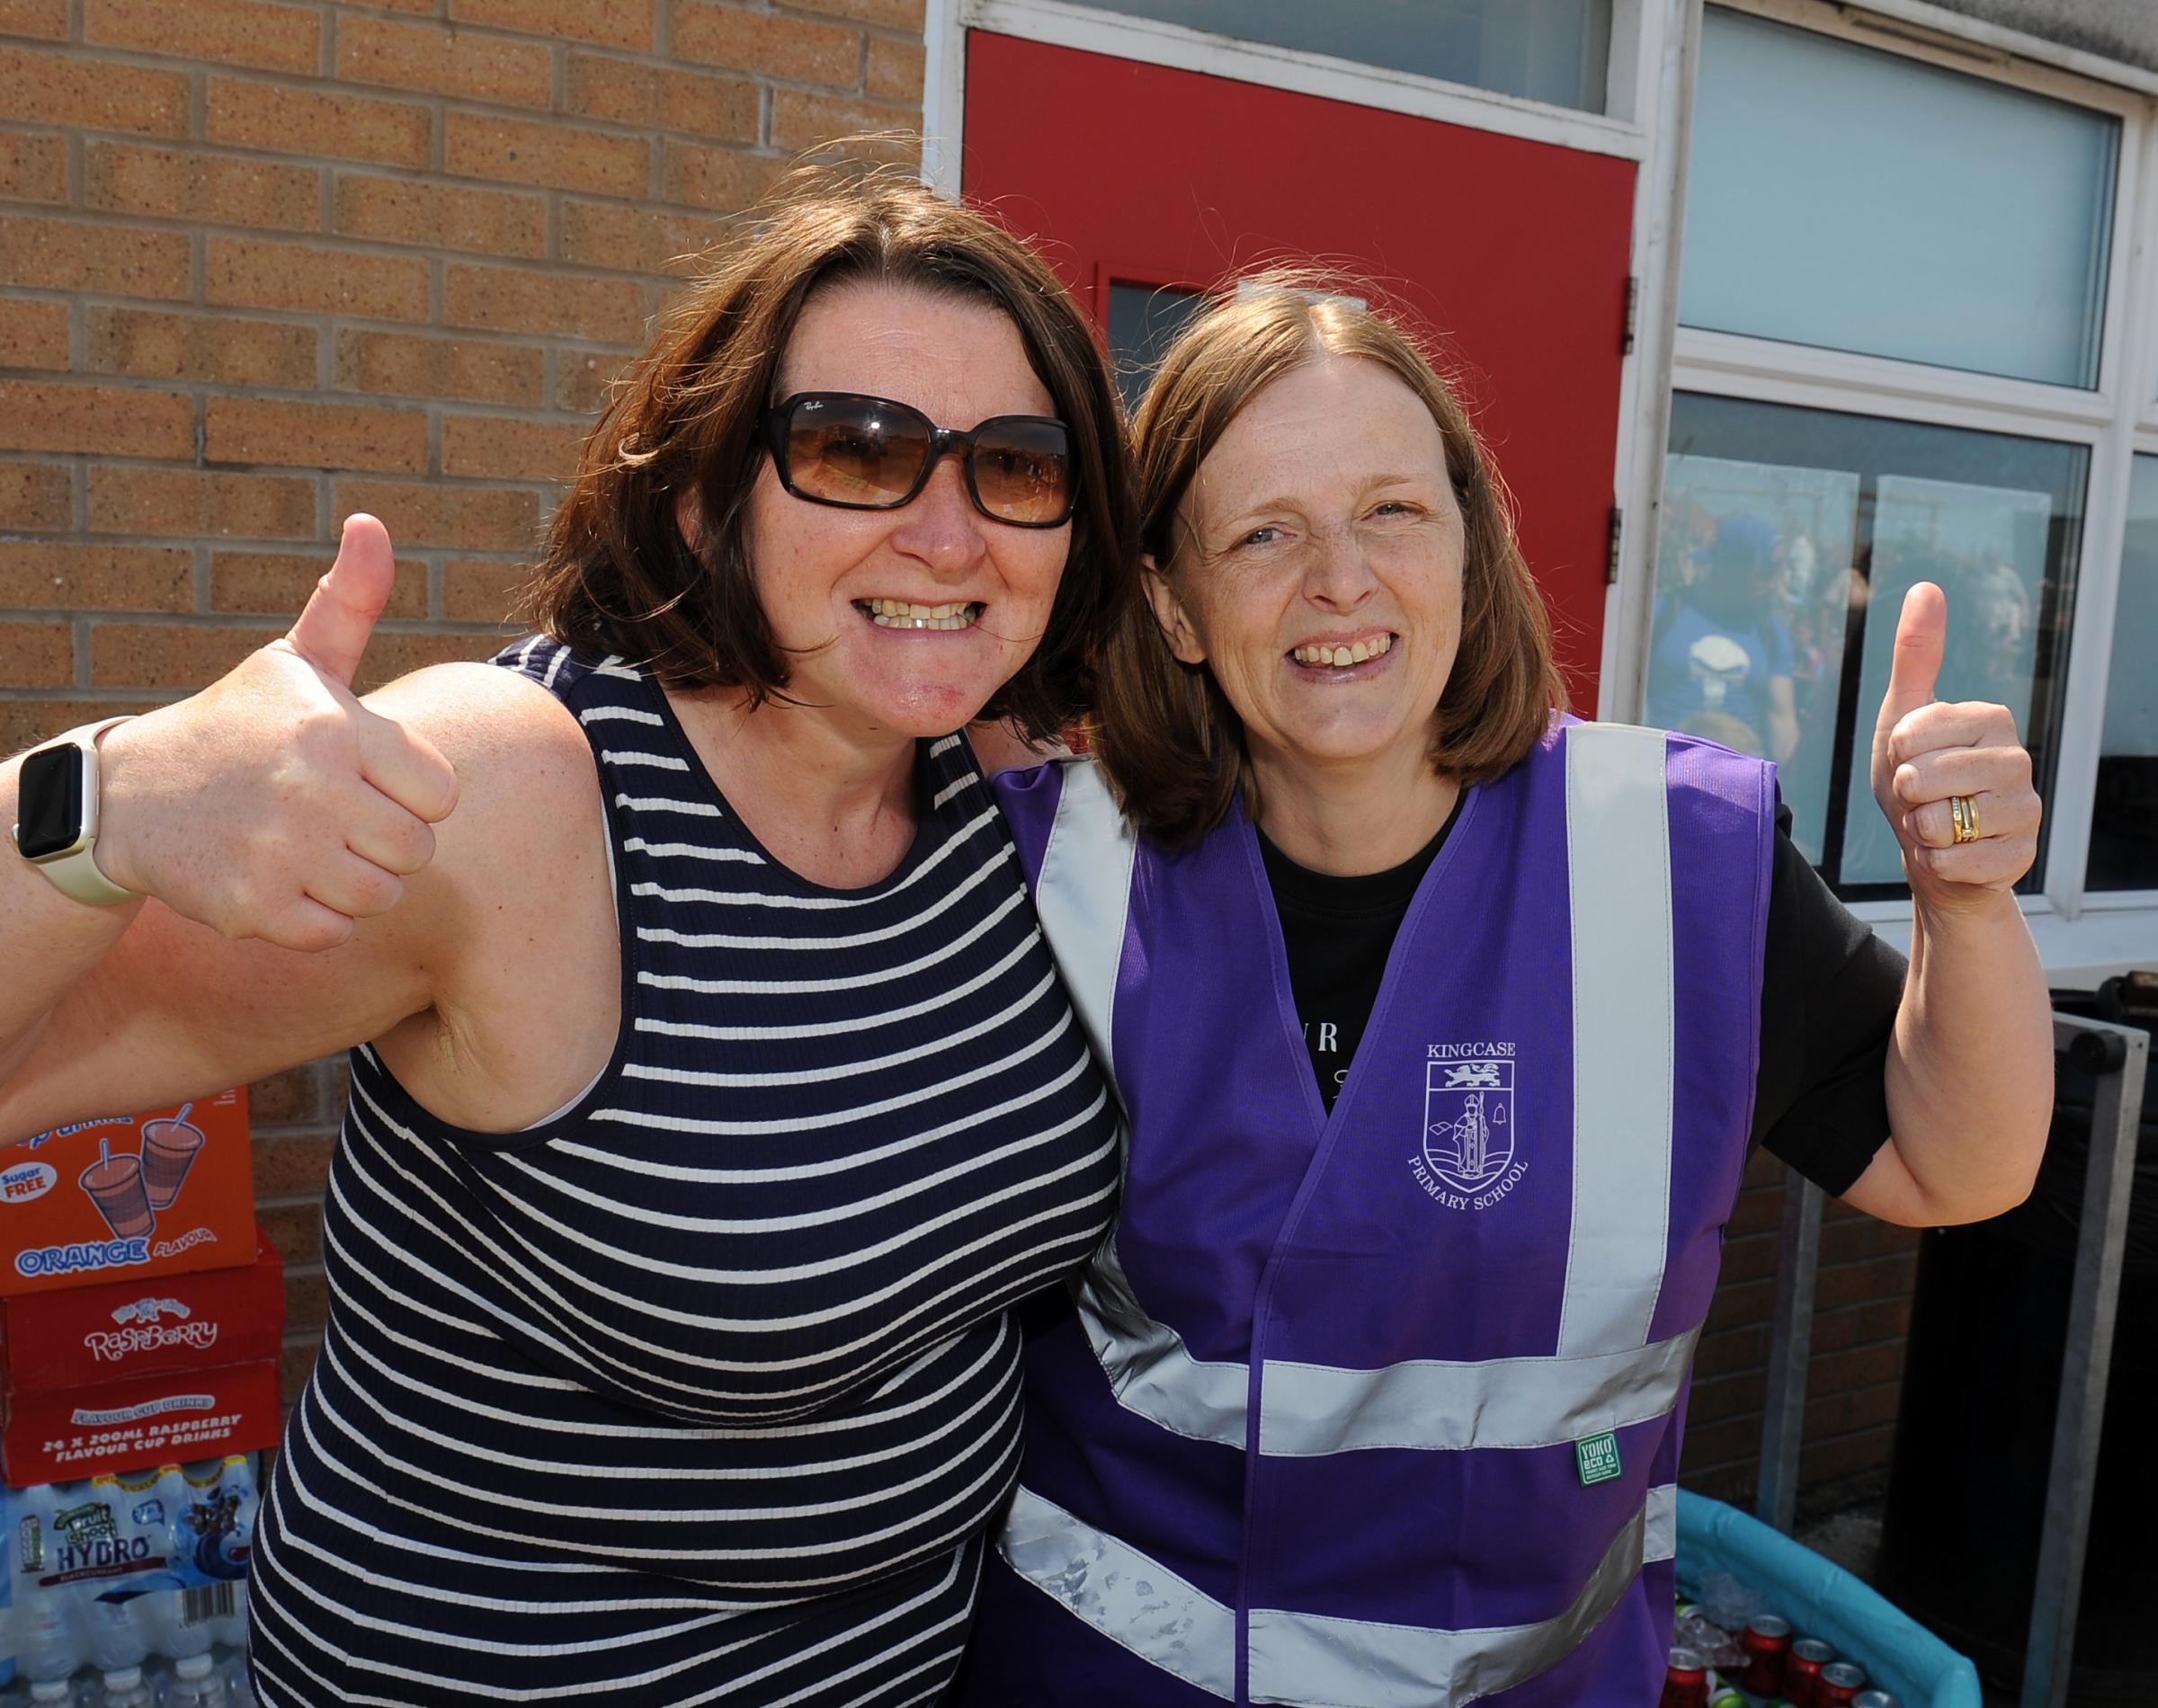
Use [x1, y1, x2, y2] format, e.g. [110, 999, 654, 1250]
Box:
[1410, 1043, 1528, 1210]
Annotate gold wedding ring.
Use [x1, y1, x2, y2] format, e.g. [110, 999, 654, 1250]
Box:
[1949, 794, 1980, 844]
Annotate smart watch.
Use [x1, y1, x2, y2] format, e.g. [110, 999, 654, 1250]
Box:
[11, 716, 140, 906]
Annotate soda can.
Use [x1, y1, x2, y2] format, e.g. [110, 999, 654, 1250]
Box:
[1786, 1637, 1836, 1706]
[1817, 1660, 1867, 1705]
[1708, 1689, 1748, 1708]
[1662, 1647, 1710, 1708]
[1852, 1692, 1899, 1708]
[1743, 1613, 1794, 1695]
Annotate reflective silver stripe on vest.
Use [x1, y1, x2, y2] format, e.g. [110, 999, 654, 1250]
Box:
[1258, 1325, 1700, 1455]
[1645, 1480, 1677, 1564]
[1080, 1238, 1251, 1447]
[1032, 759, 1138, 1076]
[1000, 1481, 1679, 1707]
[999, 1483, 1237, 1701]
[1247, 1483, 1680, 1707]
[1559, 723, 1674, 1358]
[1037, 763, 1251, 1446]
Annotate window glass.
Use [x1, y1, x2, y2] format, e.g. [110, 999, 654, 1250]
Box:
[2089, 456, 2158, 890]
[1657, 395, 2085, 896]
[1654, 456, 1859, 862]
[1066, 0, 1612, 112]
[1106, 282, 1207, 414]
[1681, 8, 2117, 388]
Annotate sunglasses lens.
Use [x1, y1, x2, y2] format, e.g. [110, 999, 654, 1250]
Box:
[784, 398, 932, 507]
[971, 419, 1075, 525]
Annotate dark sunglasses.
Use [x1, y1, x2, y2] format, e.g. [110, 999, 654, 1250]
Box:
[758, 392, 1078, 529]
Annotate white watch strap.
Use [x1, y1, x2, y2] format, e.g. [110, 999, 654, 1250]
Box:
[22, 716, 139, 907]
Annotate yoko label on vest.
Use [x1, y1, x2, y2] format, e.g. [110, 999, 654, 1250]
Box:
[1410, 1045, 1525, 1210]
[1575, 1431, 1622, 1486]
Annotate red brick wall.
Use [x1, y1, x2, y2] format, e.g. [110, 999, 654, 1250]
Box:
[1683, 1147, 1923, 1516]
[0, 0, 923, 1404]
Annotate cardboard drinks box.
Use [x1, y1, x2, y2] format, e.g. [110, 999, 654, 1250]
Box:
[0, 1359, 282, 1485]
[0, 1228, 284, 1395]
[0, 1090, 253, 1297]
[0, 1225, 286, 1485]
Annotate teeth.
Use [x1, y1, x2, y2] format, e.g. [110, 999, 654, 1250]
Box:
[857, 600, 984, 631]
[1292, 634, 1392, 668]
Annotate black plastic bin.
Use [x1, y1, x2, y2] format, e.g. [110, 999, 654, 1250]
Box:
[1874, 974, 2158, 1704]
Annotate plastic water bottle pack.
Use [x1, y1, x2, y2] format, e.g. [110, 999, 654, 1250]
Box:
[0, 1454, 258, 1704]
[0, 1644, 254, 1707]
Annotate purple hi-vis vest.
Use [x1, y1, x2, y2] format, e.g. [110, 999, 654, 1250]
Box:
[959, 723, 1777, 1707]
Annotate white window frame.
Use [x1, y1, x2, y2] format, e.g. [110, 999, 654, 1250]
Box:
[920, 0, 2158, 983]
[1653, 0, 2158, 983]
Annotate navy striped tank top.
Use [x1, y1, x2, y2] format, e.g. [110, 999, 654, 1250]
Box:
[248, 638, 1121, 1705]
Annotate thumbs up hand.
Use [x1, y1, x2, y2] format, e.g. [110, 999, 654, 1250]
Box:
[93, 514, 460, 952]
[1870, 580, 2040, 913]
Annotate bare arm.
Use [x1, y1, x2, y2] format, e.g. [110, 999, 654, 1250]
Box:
[0, 518, 565, 1144]
[1838, 583, 2051, 1227]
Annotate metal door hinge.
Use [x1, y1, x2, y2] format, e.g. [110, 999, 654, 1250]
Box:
[1621, 275, 1639, 356]
[1607, 504, 1623, 583]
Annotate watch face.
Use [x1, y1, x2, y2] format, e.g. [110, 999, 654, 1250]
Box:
[14, 742, 85, 860]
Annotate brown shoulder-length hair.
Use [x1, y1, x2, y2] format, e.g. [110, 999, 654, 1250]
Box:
[1093, 275, 1566, 846]
[523, 164, 1137, 743]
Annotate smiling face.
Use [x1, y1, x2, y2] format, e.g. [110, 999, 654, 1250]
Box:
[718, 281, 1073, 740]
[1147, 354, 1466, 787]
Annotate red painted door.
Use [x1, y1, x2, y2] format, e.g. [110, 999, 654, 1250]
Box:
[963, 31, 1636, 703]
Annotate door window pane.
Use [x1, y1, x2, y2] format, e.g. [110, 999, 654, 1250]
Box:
[1681, 8, 2117, 388]
[2090, 456, 2158, 890]
[1841, 476, 2054, 885]
[1653, 457, 1859, 862]
[1656, 395, 2086, 896]
[1106, 281, 1207, 414]
[1066, 1, 1612, 112]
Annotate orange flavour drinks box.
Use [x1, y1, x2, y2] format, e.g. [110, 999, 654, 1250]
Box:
[0, 1090, 254, 1298]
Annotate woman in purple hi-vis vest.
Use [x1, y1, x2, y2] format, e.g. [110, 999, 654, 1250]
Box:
[955, 281, 2053, 1707]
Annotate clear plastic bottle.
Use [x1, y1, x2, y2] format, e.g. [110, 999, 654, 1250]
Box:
[95, 1669, 149, 1708]
[138, 1467, 205, 1668]
[164, 1654, 224, 1708]
[213, 1650, 254, 1708]
[2, 1481, 15, 1693]
[202, 1462, 252, 1651]
[75, 1481, 153, 1673]
[26, 1678, 80, 1708]
[12, 1486, 85, 1683]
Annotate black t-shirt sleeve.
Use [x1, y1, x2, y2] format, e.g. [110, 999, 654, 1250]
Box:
[1752, 806, 1909, 1196]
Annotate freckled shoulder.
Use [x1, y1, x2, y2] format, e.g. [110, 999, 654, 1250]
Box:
[360, 660, 607, 913]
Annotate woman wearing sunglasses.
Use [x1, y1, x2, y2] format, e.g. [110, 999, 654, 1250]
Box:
[0, 173, 1132, 1704]
[956, 281, 2052, 1705]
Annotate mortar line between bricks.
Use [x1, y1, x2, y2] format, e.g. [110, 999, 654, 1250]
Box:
[13, 529, 399, 557]
[2, 449, 568, 494]
[37, 291, 649, 355]
[6, 156, 798, 229]
[8, 610, 517, 631]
